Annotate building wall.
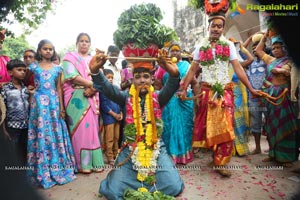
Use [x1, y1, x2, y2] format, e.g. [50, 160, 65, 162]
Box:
[173, 0, 261, 53]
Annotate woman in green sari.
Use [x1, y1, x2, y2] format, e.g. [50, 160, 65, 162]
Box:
[255, 31, 299, 167]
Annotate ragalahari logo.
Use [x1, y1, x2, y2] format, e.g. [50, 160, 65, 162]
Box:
[230, 2, 246, 18]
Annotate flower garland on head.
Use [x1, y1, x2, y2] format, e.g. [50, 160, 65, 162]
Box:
[124, 84, 163, 189]
[198, 35, 231, 105]
[204, 0, 229, 14]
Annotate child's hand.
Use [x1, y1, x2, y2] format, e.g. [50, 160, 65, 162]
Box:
[84, 87, 97, 97]
[27, 85, 35, 94]
[115, 113, 123, 121]
[118, 112, 123, 121]
[60, 110, 66, 119]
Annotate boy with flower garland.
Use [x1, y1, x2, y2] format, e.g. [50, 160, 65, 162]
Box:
[89, 50, 184, 199]
[179, 11, 259, 177]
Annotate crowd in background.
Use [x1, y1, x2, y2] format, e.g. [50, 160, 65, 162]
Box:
[0, 23, 299, 194]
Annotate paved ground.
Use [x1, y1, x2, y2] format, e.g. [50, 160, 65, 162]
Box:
[37, 136, 300, 200]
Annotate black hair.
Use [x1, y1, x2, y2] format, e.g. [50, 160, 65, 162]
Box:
[103, 68, 114, 76]
[133, 67, 151, 74]
[76, 33, 91, 45]
[107, 45, 120, 54]
[121, 60, 128, 69]
[54, 54, 61, 62]
[6, 59, 26, 71]
[23, 49, 36, 55]
[35, 39, 57, 61]
[208, 12, 226, 27]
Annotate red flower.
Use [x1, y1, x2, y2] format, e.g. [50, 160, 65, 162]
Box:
[152, 93, 162, 118]
[221, 100, 225, 108]
[206, 49, 214, 60]
[137, 135, 145, 142]
[126, 98, 134, 124]
[223, 46, 230, 57]
[215, 44, 223, 56]
[199, 50, 206, 62]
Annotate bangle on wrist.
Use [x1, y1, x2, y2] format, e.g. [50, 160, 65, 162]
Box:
[90, 70, 100, 76]
[88, 81, 93, 88]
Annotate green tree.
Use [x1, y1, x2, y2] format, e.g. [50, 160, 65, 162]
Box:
[58, 44, 77, 57]
[0, 0, 58, 36]
[58, 44, 96, 58]
[1, 35, 34, 59]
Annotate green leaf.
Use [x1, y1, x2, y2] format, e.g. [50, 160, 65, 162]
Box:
[113, 3, 178, 49]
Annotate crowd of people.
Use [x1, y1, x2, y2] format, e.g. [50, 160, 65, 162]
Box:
[0, 7, 299, 200]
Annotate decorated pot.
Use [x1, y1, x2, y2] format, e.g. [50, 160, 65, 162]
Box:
[122, 43, 159, 58]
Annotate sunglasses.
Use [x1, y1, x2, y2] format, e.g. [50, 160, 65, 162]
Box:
[133, 73, 151, 79]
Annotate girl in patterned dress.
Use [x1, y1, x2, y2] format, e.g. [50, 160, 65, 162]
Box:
[26, 39, 76, 189]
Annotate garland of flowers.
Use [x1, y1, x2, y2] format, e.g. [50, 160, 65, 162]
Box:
[123, 84, 163, 190]
[199, 35, 230, 104]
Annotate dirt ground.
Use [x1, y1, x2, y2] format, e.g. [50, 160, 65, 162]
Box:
[37, 136, 300, 200]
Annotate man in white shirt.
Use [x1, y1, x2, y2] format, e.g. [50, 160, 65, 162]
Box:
[103, 45, 122, 89]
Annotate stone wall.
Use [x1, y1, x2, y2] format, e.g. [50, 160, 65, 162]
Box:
[173, 0, 206, 53]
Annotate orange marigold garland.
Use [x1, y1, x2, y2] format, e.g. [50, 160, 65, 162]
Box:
[204, 0, 229, 14]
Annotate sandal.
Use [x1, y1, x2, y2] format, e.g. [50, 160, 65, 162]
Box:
[93, 168, 104, 173]
[79, 169, 92, 174]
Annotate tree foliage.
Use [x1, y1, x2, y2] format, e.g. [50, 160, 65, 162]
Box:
[0, 0, 56, 36]
[57, 44, 78, 58]
[1, 36, 34, 59]
[188, 0, 205, 11]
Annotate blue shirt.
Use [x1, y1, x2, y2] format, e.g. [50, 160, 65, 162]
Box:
[100, 92, 121, 125]
[247, 58, 267, 102]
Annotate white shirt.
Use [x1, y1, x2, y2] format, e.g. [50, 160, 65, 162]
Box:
[193, 39, 238, 85]
[103, 61, 122, 89]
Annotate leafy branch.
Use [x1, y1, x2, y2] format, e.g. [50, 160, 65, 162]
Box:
[0, 0, 57, 36]
[113, 3, 178, 49]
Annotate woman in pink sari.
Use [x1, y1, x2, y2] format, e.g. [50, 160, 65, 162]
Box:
[62, 33, 104, 173]
[0, 30, 10, 83]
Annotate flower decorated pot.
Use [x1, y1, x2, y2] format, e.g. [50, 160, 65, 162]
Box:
[205, 0, 229, 14]
[122, 43, 159, 58]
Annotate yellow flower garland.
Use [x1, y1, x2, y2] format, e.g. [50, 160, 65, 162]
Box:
[129, 84, 159, 184]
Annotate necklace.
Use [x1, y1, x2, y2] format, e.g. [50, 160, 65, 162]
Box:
[124, 84, 163, 186]
[198, 35, 231, 95]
